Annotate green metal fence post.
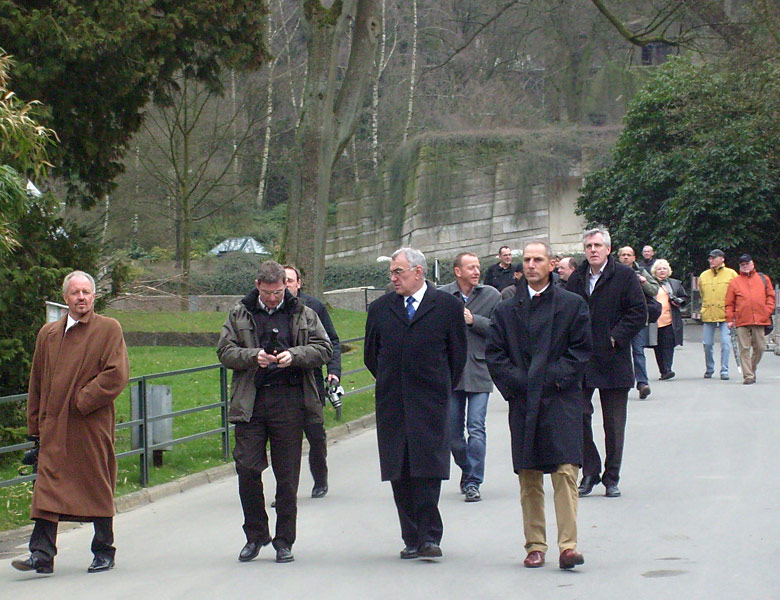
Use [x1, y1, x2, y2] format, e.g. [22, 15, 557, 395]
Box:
[139, 377, 149, 487]
[219, 367, 230, 461]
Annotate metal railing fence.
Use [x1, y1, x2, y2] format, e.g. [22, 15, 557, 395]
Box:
[0, 337, 373, 490]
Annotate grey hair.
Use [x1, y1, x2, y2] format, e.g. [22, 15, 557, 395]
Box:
[62, 270, 96, 296]
[523, 240, 553, 259]
[256, 260, 286, 284]
[392, 247, 428, 276]
[582, 227, 611, 248]
[651, 258, 672, 278]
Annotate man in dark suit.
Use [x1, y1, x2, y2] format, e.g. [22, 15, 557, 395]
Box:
[284, 265, 341, 499]
[439, 253, 500, 502]
[566, 229, 646, 498]
[486, 241, 592, 570]
[365, 247, 467, 560]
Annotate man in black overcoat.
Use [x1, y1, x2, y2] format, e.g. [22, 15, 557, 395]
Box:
[364, 247, 467, 560]
[566, 228, 646, 498]
[486, 241, 592, 570]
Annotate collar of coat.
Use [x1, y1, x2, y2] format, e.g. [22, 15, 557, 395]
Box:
[574, 255, 616, 289]
[389, 280, 438, 323]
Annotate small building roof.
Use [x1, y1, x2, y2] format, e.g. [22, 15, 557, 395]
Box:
[208, 237, 268, 256]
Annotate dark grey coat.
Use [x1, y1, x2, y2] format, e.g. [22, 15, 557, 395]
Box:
[486, 281, 592, 472]
[364, 283, 467, 481]
[566, 256, 647, 389]
[438, 282, 501, 393]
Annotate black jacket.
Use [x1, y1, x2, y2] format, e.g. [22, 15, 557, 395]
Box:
[566, 257, 646, 389]
[658, 278, 689, 347]
[486, 281, 592, 472]
[298, 292, 342, 401]
[485, 262, 515, 291]
[364, 283, 467, 480]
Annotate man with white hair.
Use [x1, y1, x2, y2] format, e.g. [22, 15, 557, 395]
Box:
[566, 230, 646, 499]
[365, 248, 467, 560]
[13, 271, 129, 575]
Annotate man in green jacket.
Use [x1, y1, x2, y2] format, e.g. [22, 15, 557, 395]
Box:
[217, 261, 332, 564]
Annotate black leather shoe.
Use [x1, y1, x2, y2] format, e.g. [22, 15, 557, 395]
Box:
[275, 545, 294, 563]
[638, 384, 651, 399]
[660, 371, 675, 380]
[578, 475, 600, 497]
[87, 555, 115, 573]
[238, 537, 271, 562]
[11, 555, 53, 574]
[605, 484, 621, 498]
[312, 484, 328, 498]
[400, 546, 419, 559]
[417, 542, 442, 559]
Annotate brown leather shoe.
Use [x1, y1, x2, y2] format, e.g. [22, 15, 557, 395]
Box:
[559, 548, 584, 570]
[523, 550, 545, 568]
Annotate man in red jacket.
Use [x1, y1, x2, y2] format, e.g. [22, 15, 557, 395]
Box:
[725, 254, 776, 385]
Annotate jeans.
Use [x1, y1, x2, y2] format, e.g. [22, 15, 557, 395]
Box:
[630, 326, 649, 387]
[702, 321, 730, 376]
[449, 391, 489, 488]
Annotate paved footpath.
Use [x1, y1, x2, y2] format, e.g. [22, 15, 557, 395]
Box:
[2, 324, 779, 599]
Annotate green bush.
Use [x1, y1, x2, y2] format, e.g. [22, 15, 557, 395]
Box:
[190, 253, 264, 294]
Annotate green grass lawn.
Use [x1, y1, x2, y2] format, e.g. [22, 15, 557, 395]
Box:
[0, 308, 373, 532]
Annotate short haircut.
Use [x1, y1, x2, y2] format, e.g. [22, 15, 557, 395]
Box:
[651, 259, 672, 278]
[392, 247, 428, 276]
[583, 227, 611, 248]
[523, 240, 553, 259]
[62, 270, 96, 296]
[498, 245, 511, 254]
[618, 246, 636, 257]
[553, 254, 563, 262]
[283, 264, 301, 281]
[564, 257, 578, 270]
[256, 260, 286, 284]
[453, 252, 478, 270]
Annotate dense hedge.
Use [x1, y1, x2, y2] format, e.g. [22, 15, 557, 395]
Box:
[189, 256, 457, 295]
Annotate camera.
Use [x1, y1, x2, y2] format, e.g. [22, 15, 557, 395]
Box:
[327, 382, 344, 411]
[22, 437, 40, 468]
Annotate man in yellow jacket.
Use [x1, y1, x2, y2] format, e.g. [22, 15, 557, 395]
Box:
[699, 249, 737, 380]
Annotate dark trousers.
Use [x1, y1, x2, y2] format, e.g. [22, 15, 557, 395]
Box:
[303, 419, 328, 487]
[30, 517, 114, 563]
[233, 384, 305, 549]
[653, 324, 676, 376]
[390, 446, 443, 549]
[582, 387, 629, 487]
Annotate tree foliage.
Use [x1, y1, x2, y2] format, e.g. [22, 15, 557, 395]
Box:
[0, 0, 269, 206]
[577, 58, 780, 281]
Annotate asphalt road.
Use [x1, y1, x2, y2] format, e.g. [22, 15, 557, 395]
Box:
[2, 324, 779, 599]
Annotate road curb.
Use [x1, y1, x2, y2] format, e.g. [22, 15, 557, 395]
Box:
[0, 412, 377, 545]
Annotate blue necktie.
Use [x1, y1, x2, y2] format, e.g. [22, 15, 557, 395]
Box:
[406, 296, 416, 320]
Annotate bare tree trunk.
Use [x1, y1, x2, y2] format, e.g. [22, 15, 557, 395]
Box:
[371, 0, 387, 170]
[101, 194, 110, 247]
[284, 0, 381, 297]
[403, 0, 417, 142]
[231, 69, 239, 197]
[257, 18, 278, 209]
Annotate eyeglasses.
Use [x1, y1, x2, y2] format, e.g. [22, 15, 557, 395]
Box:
[388, 267, 415, 278]
[259, 288, 285, 298]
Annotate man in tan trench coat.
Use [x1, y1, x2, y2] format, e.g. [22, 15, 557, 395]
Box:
[12, 271, 129, 575]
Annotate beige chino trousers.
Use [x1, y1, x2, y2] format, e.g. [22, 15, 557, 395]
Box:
[519, 463, 579, 554]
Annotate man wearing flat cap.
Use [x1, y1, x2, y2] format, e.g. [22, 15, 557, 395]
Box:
[698, 250, 737, 380]
[725, 254, 775, 385]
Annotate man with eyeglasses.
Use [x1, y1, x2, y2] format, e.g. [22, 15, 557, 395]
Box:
[365, 248, 467, 560]
[217, 261, 332, 564]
